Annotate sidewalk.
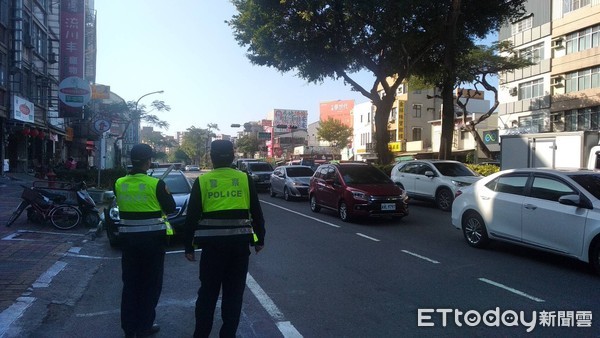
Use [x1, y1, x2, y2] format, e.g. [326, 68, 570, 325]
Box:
[0, 173, 99, 314]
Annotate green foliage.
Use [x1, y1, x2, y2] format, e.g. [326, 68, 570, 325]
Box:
[317, 118, 353, 152]
[373, 163, 396, 177]
[168, 148, 191, 164]
[236, 133, 261, 157]
[228, 0, 527, 164]
[466, 164, 499, 177]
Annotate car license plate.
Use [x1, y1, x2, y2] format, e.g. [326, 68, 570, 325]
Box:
[381, 203, 396, 211]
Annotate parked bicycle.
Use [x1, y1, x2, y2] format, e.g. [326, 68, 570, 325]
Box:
[5, 185, 81, 230]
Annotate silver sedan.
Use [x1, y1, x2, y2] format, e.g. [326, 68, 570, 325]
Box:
[269, 165, 315, 201]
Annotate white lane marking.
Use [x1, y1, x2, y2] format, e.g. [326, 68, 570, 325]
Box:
[33, 261, 68, 288]
[260, 200, 341, 228]
[401, 250, 440, 264]
[356, 233, 380, 242]
[2, 230, 85, 241]
[246, 273, 303, 338]
[0, 296, 35, 337]
[479, 278, 545, 303]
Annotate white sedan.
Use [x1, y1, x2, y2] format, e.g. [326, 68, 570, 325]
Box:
[451, 168, 600, 274]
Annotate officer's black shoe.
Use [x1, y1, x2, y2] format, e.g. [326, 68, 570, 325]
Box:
[137, 324, 160, 337]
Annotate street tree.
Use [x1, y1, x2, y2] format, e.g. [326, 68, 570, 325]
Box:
[413, 42, 533, 159]
[181, 124, 220, 167]
[455, 43, 533, 158]
[228, 0, 525, 164]
[317, 118, 353, 158]
[236, 133, 261, 157]
[168, 148, 191, 164]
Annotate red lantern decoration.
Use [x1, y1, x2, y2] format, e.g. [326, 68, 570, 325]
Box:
[38, 131, 45, 139]
[30, 129, 39, 137]
[22, 127, 30, 136]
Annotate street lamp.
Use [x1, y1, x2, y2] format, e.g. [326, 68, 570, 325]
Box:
[116, 90, 164, 167]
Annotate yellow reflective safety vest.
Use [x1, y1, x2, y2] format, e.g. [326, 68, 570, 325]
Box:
[115, 174, 166, 233]
[195, 168, 254, 239]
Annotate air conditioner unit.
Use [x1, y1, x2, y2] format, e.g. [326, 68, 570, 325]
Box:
[551, 76, 564, 87]
[551, 37, 564, 49]
[509, 87, 518, 96]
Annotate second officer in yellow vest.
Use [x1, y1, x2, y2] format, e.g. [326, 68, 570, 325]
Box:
[114, 143, 176, 338]
[184, 140, 265, 338]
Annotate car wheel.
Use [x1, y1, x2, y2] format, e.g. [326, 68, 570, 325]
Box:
[284, 187, 291, 201]
[462, 212, 489, 248]
[338, 201, 352, 222]
[269, 186, 276, 197]
[310, 195, 320, 212]
[436, 188, 453, 211]
[590, 240, 600, 275]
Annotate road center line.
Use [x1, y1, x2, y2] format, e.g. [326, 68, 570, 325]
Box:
[246, 273, 303, 338]
[261, 200, 341, 228]
[401, 250, 440, 264]
[356, 233, 380, 242]
[479, 278, 545, 303]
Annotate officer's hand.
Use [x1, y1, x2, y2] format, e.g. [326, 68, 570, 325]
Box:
[254, 245, 264, 254]
[185, 252, 196, 261]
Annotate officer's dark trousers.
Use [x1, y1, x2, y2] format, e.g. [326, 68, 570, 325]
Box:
[194, 242, 250, 338]
[121, 233, 165, 335]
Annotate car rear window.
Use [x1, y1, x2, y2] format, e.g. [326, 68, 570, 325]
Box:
[286, 167, 314, 177]
[249, 163, 273, 171]
[338, 165, 392, 184]
[433, 162, 477, 177]
[568, 173, 600, 200]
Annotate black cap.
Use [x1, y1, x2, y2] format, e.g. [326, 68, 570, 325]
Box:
[210, 140, 234, 159]
[130, 143, 154, 162]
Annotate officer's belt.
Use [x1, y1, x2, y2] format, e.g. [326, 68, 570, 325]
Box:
[119, 224, 167, 233]
[194, 227, 253, 237]
[197, 218, 252, 226]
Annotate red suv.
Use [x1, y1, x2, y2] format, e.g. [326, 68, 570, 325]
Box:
[309, 162, 409, 222]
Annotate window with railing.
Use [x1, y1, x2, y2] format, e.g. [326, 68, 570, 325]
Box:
[565, 67, 600, 93]
[519, 42, 544, 63]
[511, 16, 533, 35]
[566, 24, 600, 54]
[518, 78, 544, 100]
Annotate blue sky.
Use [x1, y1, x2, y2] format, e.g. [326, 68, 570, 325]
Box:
[95, 0, 373, 137]
[95, 1, 496, 138]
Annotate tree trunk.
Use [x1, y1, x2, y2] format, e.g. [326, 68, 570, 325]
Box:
[439, 0, 461, 160]
[374, 99, 394, 165]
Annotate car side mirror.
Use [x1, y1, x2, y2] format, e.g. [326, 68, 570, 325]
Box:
[424, 170, 435, 177]
[558, 194, 585, 207]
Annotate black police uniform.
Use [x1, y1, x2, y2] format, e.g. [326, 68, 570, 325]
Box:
[115, 145, 176, 337]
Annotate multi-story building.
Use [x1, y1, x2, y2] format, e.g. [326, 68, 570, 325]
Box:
[1, 0, 97, 175]
[498, 0, 600, 135]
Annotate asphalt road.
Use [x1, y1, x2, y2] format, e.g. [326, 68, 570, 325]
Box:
[6, 189, 600, 337]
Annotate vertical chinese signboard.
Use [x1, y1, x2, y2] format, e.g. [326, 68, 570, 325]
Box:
[60, 0, 90, 117]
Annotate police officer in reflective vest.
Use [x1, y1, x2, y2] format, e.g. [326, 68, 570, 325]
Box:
[114, 143, 176, 338]
[184, 140, 265, 338]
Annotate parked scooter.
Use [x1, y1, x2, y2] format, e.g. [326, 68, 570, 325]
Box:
[74, 181, 101, 228]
